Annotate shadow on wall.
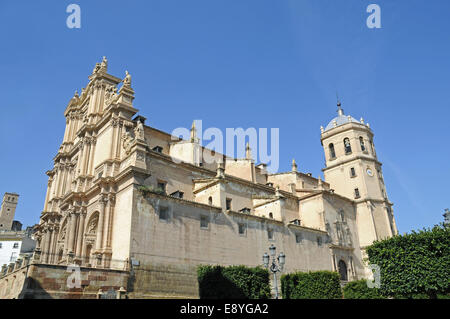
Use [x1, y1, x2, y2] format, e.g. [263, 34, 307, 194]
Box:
[18, 277, 53, 299]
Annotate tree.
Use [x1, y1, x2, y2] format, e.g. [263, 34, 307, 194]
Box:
[366, 224, 450, 299]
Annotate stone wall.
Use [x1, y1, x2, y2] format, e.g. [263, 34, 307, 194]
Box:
[0, 262, 129, 299]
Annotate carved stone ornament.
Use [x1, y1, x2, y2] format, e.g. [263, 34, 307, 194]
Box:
[105, 85, 119, 106]
[87, 215, 99, 234]
[59, 224, 67, 241]
[122, 130, 135, 155]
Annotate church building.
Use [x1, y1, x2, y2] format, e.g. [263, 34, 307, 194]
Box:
[0, 58, 398, 298]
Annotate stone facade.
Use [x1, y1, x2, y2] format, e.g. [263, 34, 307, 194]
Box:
[0, 58, 398, 298]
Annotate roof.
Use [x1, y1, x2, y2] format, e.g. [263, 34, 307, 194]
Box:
[324, 104, 360, 132]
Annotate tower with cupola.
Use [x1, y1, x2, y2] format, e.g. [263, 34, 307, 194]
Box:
[320, 102, 398, 249]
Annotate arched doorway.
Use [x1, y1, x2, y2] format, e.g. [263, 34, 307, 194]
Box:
[338, 260, 348, 281]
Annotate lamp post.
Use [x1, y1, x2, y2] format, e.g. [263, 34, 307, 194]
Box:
[263, 244, 285, 299]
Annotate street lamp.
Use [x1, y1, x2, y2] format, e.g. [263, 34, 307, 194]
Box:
[262, 244, 286, 299]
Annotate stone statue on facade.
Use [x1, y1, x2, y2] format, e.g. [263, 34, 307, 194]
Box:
[134, 120, 145, 140]
[123, 70, 132, 88]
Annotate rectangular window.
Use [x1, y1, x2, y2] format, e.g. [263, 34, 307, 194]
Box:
[295, 233, 302, 244]
[350, 167, 356, 177]
[200, 216, 209, 229]
[354, 188, 360, 199]
[268, 228, 274, 240]
[13, 243, 19, 249]
[0, 243, 2, 249]
[238, 223, 246, 235]
[159, 206, 169, 221]
[317, 236, 322, 246]
[226, 198, 232, 211]
[157, 181, 167, 194]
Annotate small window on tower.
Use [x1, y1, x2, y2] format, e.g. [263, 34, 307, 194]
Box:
[350, 167, 356, 177]
[329, 143, 336, 159]
[354, 188, 360, 199]
[344, 138, 352, 154]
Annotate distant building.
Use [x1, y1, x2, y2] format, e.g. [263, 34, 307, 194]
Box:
[0, 193, 19, 231]
[0, 193, 36, 267]
[0, 231, 35, 266]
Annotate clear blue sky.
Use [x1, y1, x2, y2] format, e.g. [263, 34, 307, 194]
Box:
[0, 1, 449, 234]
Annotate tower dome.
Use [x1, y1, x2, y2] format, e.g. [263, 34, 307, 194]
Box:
[324, 102, 360, 132]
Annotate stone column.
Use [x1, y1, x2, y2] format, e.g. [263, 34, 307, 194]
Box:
[40, 228, 48, 262]
[95, 196, 107, 251]
[50, 226, 59, 264]
[116, 122, 124, 159]
[102, 195, 115, 248]
[88, 138, 96, 175]
[63, 118, 70, 143]
[45, 227, 53, 263]
[82, 141, 91, 176]
[43, 179, 52, 212]
[68, 210, 78, 255]
[75, 210, 87, 262]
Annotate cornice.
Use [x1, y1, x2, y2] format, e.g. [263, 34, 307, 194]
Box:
[322, 154, 382, 171]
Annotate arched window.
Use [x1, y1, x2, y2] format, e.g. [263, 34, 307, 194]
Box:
[343, 138, 352, 154]
[269, 212, 273, 219]
[359, 137, 366, 152]
[338, 260, 348, 281]
[208, 196, 213, 206]
[328, 143, 336, 159]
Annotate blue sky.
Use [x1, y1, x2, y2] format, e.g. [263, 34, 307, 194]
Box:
[0, 0, 449, 234]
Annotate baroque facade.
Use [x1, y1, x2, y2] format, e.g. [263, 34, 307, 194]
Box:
[15, 58, 397, 298]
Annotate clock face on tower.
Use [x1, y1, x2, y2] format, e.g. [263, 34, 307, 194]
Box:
[366, 168, 373, 176]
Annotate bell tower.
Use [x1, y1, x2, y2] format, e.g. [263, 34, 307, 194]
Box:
[320, 102, 398, 248]
[0, 193, 19, 230]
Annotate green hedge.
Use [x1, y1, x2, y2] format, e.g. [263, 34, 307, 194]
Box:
[281, 271, 342, 299]
[343, 280, 385, 299]
[197, 265, 271, 299]
[366, 224, 450, 299]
